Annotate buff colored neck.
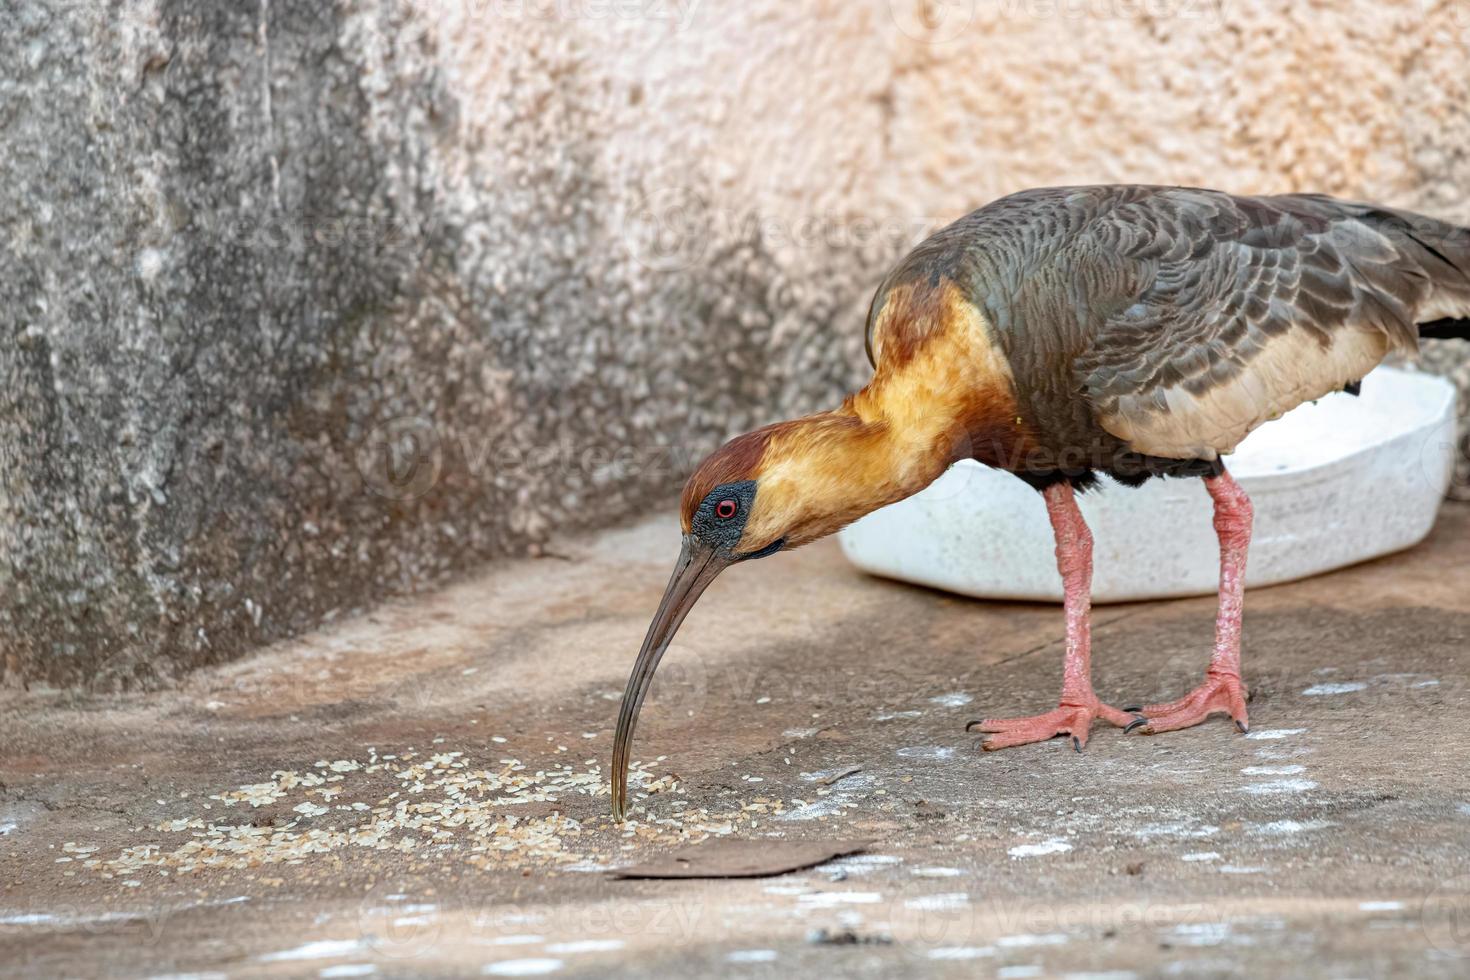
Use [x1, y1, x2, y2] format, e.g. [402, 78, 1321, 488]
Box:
[743, 349, 997, 548]
[838, 371, 970, 503]
[833, 286, 1022, 513]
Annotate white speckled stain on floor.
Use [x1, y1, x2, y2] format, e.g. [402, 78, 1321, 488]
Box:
[1237, 779, 1319, 795]
[1252, 746, 1315, 762]
[1302, 682, 1368, 696]
[1359, 901, 1406, 912]
[1168, 922, 1233, 947]
[796, 891, 884, 909]
[2, 912, 105, 927]
[1249, 819, 1333, 836]
[543, 940, 624, 954]
[996, 965, 1045, 979]
[911, 866, 964, 877]
[1008, 839, 1073, 858]
[481, 959, 564, 977]
[4, 891, 255, 931]
[1244, 729, 1308, 740]
[824, 853, 903, 876]
[997, 933, 1070, 948]
[257, 939, 368, 963]
[896, 745, 956, 761]
[902, 892, 969, 912]
[1133, 822, 1219, 840]
[1239, 765, 1306, 775]
[761, 884, 811, 896]
[927, 946, 996, 960]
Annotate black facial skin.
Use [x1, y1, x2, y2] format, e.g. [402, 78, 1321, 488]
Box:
[689, 480, 784, 560]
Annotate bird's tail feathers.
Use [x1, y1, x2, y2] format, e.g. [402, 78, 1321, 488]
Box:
[1377, 211, 1470, 340]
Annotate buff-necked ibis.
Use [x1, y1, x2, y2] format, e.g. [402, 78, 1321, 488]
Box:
[612, 184, 1470, 820]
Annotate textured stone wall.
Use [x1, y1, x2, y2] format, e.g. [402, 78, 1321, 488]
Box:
[4, 0, 1468, 688]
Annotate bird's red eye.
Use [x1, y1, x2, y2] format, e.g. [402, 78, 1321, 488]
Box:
[715, 499, 737, 519]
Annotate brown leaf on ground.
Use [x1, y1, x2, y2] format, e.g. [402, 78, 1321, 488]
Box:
[608, 838, 872, 879]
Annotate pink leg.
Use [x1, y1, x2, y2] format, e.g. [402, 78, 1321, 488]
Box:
[967, 483, 1142, 751]
[1137, 469, 1252, 734]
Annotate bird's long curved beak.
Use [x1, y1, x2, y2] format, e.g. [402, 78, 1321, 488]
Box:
[611, 535, 731, 821]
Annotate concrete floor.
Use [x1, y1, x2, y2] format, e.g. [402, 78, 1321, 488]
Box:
[3, 503, 1470, 979]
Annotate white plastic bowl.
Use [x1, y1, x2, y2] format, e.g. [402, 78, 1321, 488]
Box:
[838, 366, 1458, 603]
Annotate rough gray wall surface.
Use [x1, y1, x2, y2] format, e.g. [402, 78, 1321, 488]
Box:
[4, 0, 441, 687]
[4, 0, 1469, 689]
[1, 1, 874, 689]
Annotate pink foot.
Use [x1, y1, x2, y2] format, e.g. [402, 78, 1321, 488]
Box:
[967, 699, 1144, 751]
[1133, 669, 1249, 735]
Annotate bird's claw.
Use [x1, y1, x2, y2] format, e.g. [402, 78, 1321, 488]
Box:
[967, 700, 1140, 751]
[1132, 670, 1249, 735]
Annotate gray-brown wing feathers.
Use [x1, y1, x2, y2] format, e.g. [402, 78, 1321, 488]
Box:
[1074, 189, 1470, 458]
